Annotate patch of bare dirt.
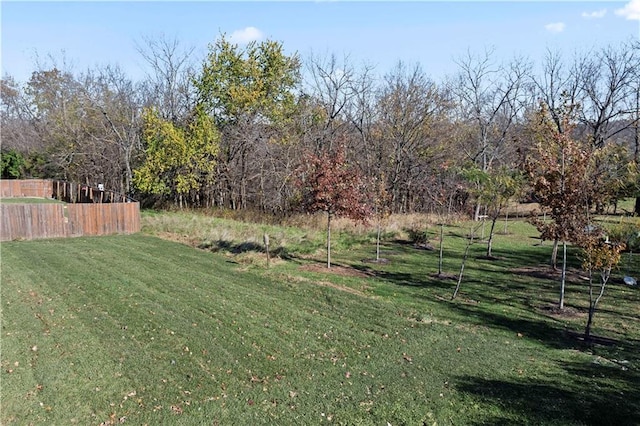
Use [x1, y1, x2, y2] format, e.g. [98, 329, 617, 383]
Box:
[430, 272, 458, 281]
[299, 264, 374, 297]
[538, 304, 585, 319]
[414, 243, 436, 251]
[300, 263, 373, 278]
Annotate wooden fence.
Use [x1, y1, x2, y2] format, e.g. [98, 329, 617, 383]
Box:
[0, 180, 140, 241]
[0, 179, 52, 198]
[0, 179, 134, 203]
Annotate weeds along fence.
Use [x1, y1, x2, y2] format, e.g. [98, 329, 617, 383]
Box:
[0, 179, 140, 241]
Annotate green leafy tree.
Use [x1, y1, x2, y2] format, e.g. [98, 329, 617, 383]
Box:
[133, 106, 219, 207]
[0, 149, 25, 179]
[194, 35, 300, 209]
[464, 165, 523, 257]
[295, 145, 371, 268]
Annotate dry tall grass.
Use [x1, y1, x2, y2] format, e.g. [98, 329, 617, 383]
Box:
[142, 209, 470, 250]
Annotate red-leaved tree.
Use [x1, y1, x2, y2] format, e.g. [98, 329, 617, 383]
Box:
[526, 106, 594, 309]
[296, 145, 371, 268]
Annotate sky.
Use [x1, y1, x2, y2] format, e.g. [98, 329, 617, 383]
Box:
[1, 1, 640, 85]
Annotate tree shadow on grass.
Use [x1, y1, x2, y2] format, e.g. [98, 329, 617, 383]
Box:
[197, 239, 297, 260]
[455, 361, 640, 425]
[448, 302, 640, 368]
[448, 303, 584, 351]
[361, 267, 459, 291]
[198, 239, 263, 254]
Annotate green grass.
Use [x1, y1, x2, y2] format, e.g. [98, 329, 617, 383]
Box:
[0, 197, 63, 204]
[2, 212, 640, 425]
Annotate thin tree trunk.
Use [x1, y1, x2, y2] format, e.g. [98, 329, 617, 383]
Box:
[486, 215, 498, 257]
[438, 223, 444, 276]
[474, 203, 481, 221]
[376, 221, 382, 262]
[559, 241, 567, 309]
[263, 233, 270, 269]
[452, 223, 482, 300]
[551, 239, 559, 269]
[585, 268, 611, 340]
[585, 269, 595, 340]
[326, 212, 332, 269]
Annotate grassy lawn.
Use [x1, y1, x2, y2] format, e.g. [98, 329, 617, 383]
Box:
[0, 197, 64, 204]
[2, 211, 639, 425]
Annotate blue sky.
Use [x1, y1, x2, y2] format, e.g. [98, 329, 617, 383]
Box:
[2, 1, 639, 84]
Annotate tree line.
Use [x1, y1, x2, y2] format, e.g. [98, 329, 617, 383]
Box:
[1, 35, 639, 218]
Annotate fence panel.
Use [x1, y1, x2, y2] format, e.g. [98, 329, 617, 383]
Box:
[0, 179, 52, 198]
[1, 202, 140, 241]
[0, 204, 70, 241]
[65, 203, 139, 236]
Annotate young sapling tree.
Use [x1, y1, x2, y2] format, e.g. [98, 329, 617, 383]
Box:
[579, 229, 625, 340]
[295, 145, 371, 268]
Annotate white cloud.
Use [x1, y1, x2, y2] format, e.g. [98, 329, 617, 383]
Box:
[581, 9, 607, 19]
[545, 22, 566, 33]
[229, 26, 264, 44]
[615, 0, 640, 20]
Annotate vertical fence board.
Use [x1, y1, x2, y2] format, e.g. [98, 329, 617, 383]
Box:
[1, 180, 140, 241]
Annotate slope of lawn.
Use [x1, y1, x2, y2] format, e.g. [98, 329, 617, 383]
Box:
[2, 213, 640, 425]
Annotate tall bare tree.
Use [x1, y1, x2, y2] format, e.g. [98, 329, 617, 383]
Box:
[80, 65, 143, 194]
[575, 41, 640, 149]
[376, 61, 446, 212]
[303, 53, 359, 153]
[530, 48, 581, 136]
[137, 35, 196, 124]
[451, 49, 530, 219]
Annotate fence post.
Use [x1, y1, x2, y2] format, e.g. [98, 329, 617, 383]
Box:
[263, 233, 270, 268]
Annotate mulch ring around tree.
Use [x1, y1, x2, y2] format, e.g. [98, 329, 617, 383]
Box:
[538, 304, 585, 319]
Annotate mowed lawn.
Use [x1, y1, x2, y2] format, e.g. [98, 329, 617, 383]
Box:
[2, 225, 640, 425]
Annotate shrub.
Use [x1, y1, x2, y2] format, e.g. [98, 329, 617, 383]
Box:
[0, 149, 25, 179]
[606, 222, 640, 252]
[405, 227, 430, 245]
